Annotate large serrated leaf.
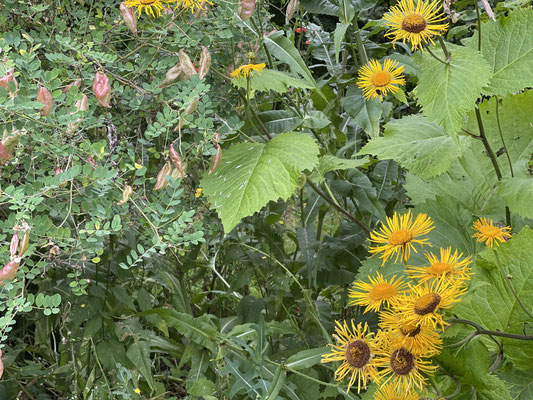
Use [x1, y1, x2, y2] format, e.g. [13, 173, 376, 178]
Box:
[201, 132, 319, 233]
[341, 86, 390, 138]
[455, 226, 533, 369]
[498, 176, 533, 219]
[359, 115, 470, 179]
[414, 44, 491, 138]
[231, 69, 314, 94]
[466, 8, 533, 96]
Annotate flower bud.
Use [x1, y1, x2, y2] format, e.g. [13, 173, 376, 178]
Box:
[37, 86, 54, 116]
[169, 143, 186, 178]
[154, 160, 172, 190]
[63, 79, 82, 94]
[209, 144, 222, 175]
[238, 0, 256, 21]
[117, 184, 133, 205]
[179, 49, 198, 80]
[161, 63, 182, 86]
[198, 46, 211, 79]
[92, 71, 111, 108]
[120, 2, 138, 34]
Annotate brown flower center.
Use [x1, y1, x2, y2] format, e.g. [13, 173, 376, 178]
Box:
[399, 323, 422, 337]
[390, 347, 415, 375]
[414, 293, 441, 315]
[345, 340, 371, 368]
[480, 226, 501, 238]
[369, 283, 397, 300]
[388, 229, 413, 246]
[372, 71, 391, 87]
[402, 14, 427, 33]
[429, 262, 453, 275]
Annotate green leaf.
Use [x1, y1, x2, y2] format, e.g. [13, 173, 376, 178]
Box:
[126, 341, 155, 390]
[497, 367, 533, 400]
[341, 86, 389, 138]
[311, 154, 370, 183]
[414, 44, 491, 137]
[300, 0, 338, 16]
[338, 0, 355, 23]
[231, 69, 314, 94]
[437, 339, 513, 400]
[467, 8, 533, 96]
[264, 32, 325, 99]
[138, 308, 218, 351]
[201, 132, 319, 233]
[359, 115, 470, 179]
[264, 365, 286, 400]
[464, 90, 533, 175]
[188, 378, 217, 397]
[499, 176, 533, 219]
[334, 23, 350, 63]
[285, 347, 328, 370]
[455, 226, 533, 369]
[255, 110, 303, 134]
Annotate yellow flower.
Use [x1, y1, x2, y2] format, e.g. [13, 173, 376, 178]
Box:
[124, 0, 166, 17]
[374, 336, 436, 391]
[348, 273, 408, 313]
[472, 218, 511, 248]
[378, 310, 442, 356]
[134, 388, 141, 394]
[169, 0, 213, 13]
[408, 247, 472, 285]
[394, 280, 466, 331]
[369, 210, 434, 266]
[321, 320, 380, 393]
[356, 59, 405, 101]
[374, 382, 419, 400]
[195, 187, 203, 198]
[230, 63, 266, 79]
[383, 0, 449, 51]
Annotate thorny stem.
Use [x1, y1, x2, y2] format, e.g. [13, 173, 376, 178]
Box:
[306, 179, 371, 237]
[437, 36, 451, 62]
[475, 107, 511, 227]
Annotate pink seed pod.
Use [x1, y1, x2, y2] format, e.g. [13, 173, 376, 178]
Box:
[0, 258, 20, 283]
[161, 63, 182, 86]
[178, 49, 198, 80]
[9, 233, 19, 259]
[198, 46, 211, 79]
[120, 2, 138, 34]
[169, 143, 186, 178]
[208, 144, 222, 175]
[0, 142, 12, 165]
[0, 69, 18, 97]
[154, 160, 172, 191]
[92, 71, 111, 108]
[37, 86, 54, 116]
[117, 184, 133, 205]
[18, 230, 30, 258]
[62, 79, 82, 94]
[238, 0, 256, 21]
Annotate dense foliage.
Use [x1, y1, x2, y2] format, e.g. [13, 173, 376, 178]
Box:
[0, 0, 532, 399]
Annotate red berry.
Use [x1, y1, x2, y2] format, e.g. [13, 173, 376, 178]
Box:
[305, 40, 310, 45]
[296, 27, 301, 33]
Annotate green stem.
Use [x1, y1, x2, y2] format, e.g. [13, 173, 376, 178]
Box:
[437, 36, 450, 62]
[449, 318, 533, 340]
[265, 359, 339, 388]
[475, 107, 511, 227]
[425, 45, 448, 65]
[428, 374, 443, 398]
[352, 20, 368, 65]
[475, 2, 482, 52]
[495, 97, 514, 177]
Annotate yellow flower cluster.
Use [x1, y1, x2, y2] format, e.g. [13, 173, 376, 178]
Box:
[124, 0, 211, 18]
[322, 212, 512, 397]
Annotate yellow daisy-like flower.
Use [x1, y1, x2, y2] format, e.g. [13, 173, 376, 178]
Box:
[348, 273, 408, 313]
[374, 337, 436, 391]
[369, 210, 434, 266]
[374, 382, 419, 400]
[394, 280, 466, 331]
[124, 0, 166, 17]
[169, 0, 213, 13]
[472, 218, 512, 248]
[408, 247, 472, 285]
[356, 59, 405, 101]
[383, 0, 449, 51]
[379, 310, 442, 356]
[321, 320, 380, 393]
[195, 187, 203, 198]
[230, 63, 266, 79]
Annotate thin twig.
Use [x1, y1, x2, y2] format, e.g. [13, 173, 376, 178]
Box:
[449, 318, 533, 340]
[506, 275, 533, 320]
